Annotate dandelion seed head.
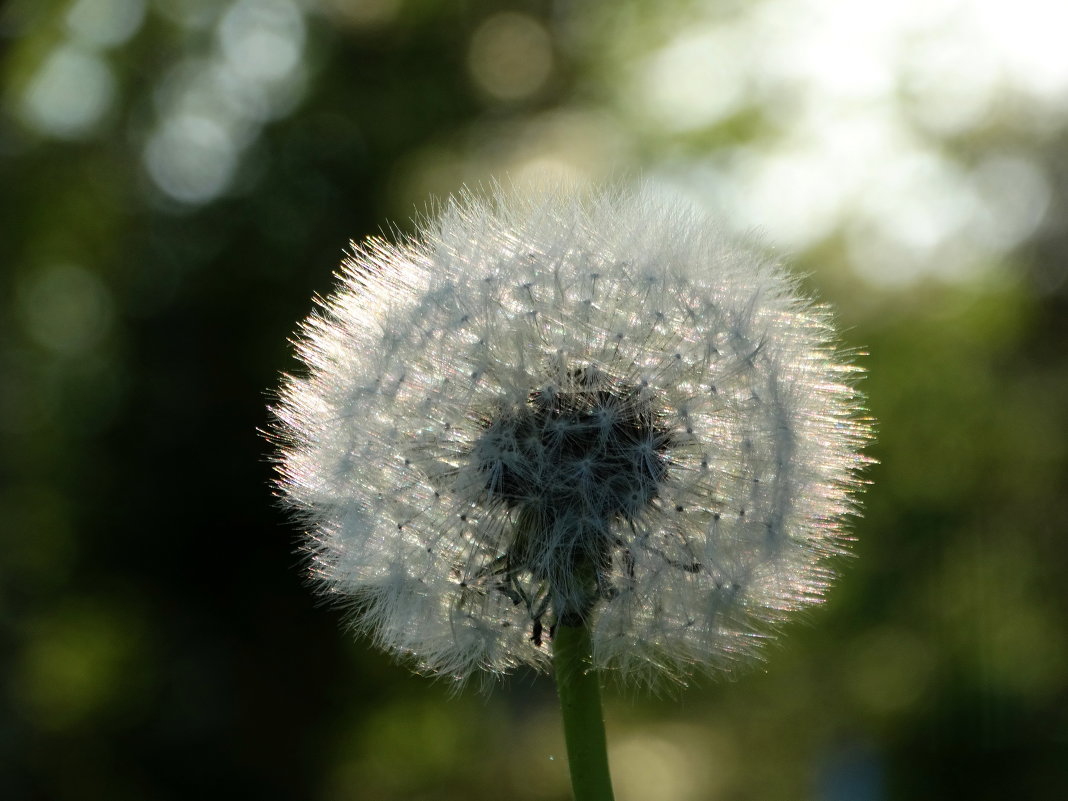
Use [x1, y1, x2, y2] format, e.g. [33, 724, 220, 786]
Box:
[271, 184, 872, 684]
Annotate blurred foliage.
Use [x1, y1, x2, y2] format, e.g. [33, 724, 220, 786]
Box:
[2, 1, 1067, 800]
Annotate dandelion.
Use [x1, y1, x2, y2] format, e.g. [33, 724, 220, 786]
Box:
[270, 184, 871, 800]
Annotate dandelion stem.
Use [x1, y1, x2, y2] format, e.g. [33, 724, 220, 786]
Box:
[553, 621, 615, 801]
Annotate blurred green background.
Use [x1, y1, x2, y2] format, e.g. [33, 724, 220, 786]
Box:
[2, 1, 1066, 799]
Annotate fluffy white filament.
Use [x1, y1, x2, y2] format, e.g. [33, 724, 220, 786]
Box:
[272, 185, 871, 684]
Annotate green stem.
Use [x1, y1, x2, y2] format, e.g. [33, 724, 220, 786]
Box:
[553, 622, 615, 801]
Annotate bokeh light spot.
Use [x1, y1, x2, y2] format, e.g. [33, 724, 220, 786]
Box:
[468, 13, 553, 101]
[218, 0, 305, 83]
[846, 628, 935, 716]
[902, 33, 998, 135]
[969, 154, 1051, 251]
[18, 264, 113, 355]
[610, 724, 725, 801]
[144, 114, 238, 203]
[632, 28, 745, 132]
[19, 45, 115, 139]
[66, 0, 146, 49]
[12, 603, 146, 731]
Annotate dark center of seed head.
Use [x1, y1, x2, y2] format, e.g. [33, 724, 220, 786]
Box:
[476, 367, 673, 520]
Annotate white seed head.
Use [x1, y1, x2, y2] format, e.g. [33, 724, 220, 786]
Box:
[271, 184, 872, 685]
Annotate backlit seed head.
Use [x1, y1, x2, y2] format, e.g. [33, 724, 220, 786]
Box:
[270, 184, 873, 685]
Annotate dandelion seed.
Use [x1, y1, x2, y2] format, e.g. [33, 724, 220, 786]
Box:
[270, 184, 872, 685]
